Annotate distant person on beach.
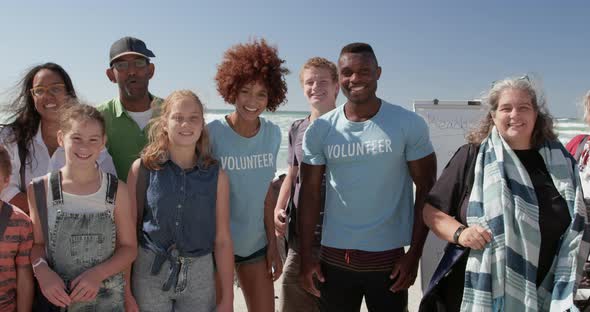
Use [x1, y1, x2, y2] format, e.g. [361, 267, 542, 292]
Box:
[98, 36, 163, 182]
[422, 76, 590, 311]
[566, 90, 590, 181]
[273, 57, 338, 312]
[565, 90, 590, 310]
[28, 104, 136, 311]
[298, 42, 437, 312]
[0, 63, 116, 213]
[208, 39, 288, 312]
[127, 90, 234, 312]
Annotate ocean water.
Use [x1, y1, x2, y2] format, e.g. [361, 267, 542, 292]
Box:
[205, 109, 590, 173]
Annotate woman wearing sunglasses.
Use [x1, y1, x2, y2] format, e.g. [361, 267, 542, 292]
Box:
[421, 76, 590, 311]
[0, 63, 117, 213]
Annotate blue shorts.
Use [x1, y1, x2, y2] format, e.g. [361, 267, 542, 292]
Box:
[235, 245, 267, 265]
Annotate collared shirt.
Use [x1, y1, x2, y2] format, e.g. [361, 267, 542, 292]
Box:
[97, 94, 163, 182]
[0, 126, 117, 202]
[141, 161, 219, 257]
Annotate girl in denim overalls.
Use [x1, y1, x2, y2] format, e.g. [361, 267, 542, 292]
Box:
[127, 90, 234, 312]
[28, 104, 137, 311]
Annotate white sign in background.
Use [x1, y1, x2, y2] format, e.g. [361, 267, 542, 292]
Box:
[413, 101, 485, 292]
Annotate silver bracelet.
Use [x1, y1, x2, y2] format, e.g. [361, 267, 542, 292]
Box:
[32, 258, 47, 275]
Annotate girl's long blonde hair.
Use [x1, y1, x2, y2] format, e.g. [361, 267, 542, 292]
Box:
[141, 90, 216, 170]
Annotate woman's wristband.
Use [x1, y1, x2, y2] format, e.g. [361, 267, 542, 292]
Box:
[32, 258, 48, 276]
[453, 225, 467, 246]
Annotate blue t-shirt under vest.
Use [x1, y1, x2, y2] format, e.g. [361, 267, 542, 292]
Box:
[208, 117, 281, 257]
[302, 100, 434, 251]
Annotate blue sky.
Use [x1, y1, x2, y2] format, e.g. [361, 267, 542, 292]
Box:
[1, 1, 589, 117]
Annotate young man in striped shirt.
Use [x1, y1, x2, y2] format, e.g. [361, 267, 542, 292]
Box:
[0, 145, 34, 311]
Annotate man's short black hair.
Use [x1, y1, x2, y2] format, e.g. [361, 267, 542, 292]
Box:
[339, 42, 378, 65]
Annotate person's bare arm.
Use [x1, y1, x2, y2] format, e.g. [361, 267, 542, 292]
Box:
[298, 163, 325, 297]
[214, 170, 234, 311]
[423, 203, 492, 250]
[121, 159, 141, 312]
[263, 181, 282, 281]
[16, 264, 34, 312]
[390, 153, 436, 292]
[273, 165, 298, 237]
[27, 180, 71, 307]
[16, 221, 34, 312]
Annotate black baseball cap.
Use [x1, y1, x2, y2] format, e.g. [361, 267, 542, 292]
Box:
[109, 36, 155, 65]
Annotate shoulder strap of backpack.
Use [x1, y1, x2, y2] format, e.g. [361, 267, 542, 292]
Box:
[574, 135, 590, 161]
[0, 202, 14, 238]
[135, 160, 149, 239]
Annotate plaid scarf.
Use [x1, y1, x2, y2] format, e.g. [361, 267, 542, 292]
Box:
[461, 127, 590, 312]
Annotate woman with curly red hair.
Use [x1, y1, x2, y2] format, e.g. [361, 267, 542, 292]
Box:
[208, 39, 289, 311]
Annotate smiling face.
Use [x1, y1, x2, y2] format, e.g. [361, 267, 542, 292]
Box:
[492, 88, 538, 149]
[58, 119, 106, 168]
[233, 81, 269, 122]
[302, 67, 339, 110]
[106, 54, 154, 102]
[32, 69, 69, 123]
[338, 52, 381, 105]
[165, 97, 204, 148]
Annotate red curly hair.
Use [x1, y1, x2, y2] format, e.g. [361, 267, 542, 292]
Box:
[215, 39, 289, 112]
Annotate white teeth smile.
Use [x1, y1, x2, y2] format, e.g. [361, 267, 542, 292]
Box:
[45, 103, 57, 108]
[179, 132, 193, 136]
[351, 86, 365, 92]
[509, 123, 524, 127]
[75, 153, 91, 159]
[244, 106, 257, 112]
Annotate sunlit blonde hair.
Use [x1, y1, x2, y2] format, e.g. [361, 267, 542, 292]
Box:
[141, 90, 216, 170]
[299, 57, 338, 84]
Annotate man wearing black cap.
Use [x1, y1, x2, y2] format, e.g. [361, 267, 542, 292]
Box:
[98, 36, 163, 182]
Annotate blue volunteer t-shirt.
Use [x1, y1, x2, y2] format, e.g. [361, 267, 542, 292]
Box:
[302, 100, 433, 251]
[208, 117, 281, 257]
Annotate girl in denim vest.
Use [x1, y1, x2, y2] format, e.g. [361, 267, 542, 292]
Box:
[28, 103, 137, 311]
[126, 90, 234, 312]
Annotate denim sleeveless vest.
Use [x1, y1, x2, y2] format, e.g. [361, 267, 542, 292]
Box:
[140, 161, 219, 290]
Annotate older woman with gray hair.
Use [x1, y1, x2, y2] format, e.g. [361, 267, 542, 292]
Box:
[420, 76, 590, 311]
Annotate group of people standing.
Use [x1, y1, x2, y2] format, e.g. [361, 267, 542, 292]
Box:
[0, 35, 589, 312]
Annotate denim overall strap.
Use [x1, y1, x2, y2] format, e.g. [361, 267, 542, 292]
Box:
[49, 171, 63, 206]
[105, 173, 117, 207]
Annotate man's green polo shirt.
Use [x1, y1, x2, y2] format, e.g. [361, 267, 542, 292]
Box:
[97, 95, 163, 182]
